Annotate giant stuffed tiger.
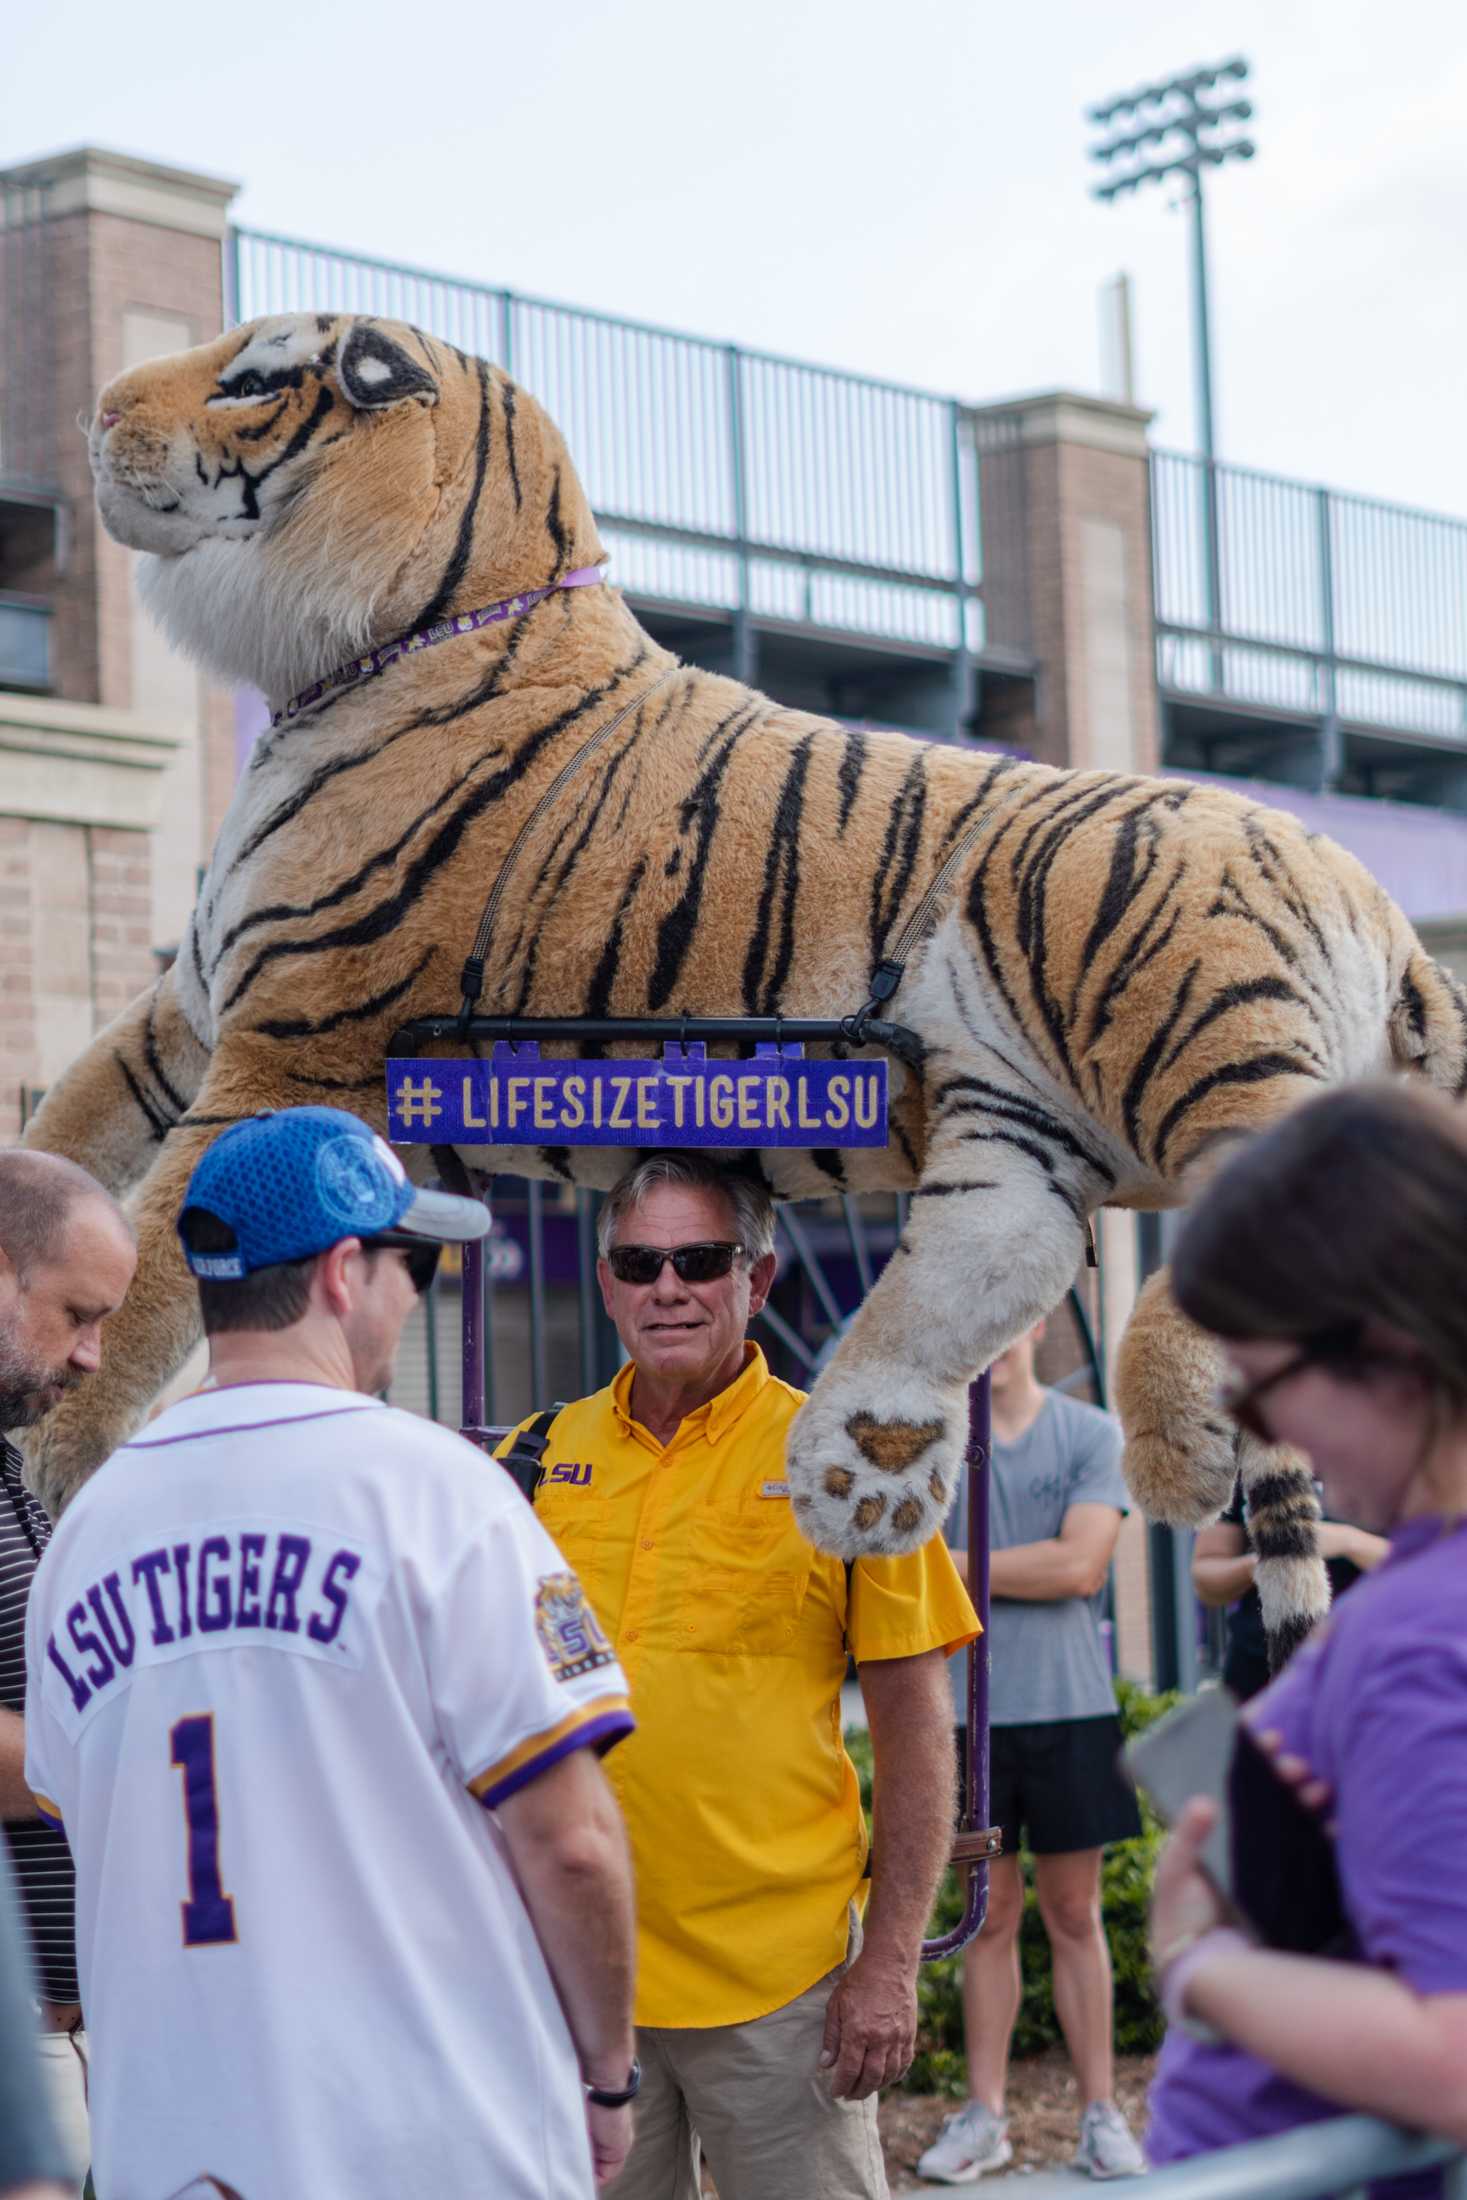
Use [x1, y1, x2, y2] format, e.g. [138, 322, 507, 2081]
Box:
[20, 311, 1467, 1669]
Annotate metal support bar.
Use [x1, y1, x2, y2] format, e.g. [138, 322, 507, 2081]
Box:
[725, 342, 755, 689]
[389, 1011, 924, 1069]
[423, 1269, 441, 1423]
[1315, 484, 1342, 788]
[921, 1373, 994, 1960]
[778, 1207, 847, 1338]
[948, 399, 975, 737]
[575, 1192, 599, 1399]
[526, 1179, 547, 1408]
[460, 1234, 489, 1448]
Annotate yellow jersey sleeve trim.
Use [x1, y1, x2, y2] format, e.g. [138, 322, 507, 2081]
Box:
[31, 1791, 62, 1830]
[467, 1695, 634, 1809]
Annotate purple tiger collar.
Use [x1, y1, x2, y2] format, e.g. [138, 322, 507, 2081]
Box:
[270, 566, 604, 730]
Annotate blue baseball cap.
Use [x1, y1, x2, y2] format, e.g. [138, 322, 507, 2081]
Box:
[177, 1106, 490, 1280]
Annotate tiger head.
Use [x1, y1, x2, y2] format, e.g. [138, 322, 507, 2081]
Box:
[89, 313, 605, 703]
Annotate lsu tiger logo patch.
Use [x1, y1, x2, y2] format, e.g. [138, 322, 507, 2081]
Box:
[534, 1573, 615, 1684]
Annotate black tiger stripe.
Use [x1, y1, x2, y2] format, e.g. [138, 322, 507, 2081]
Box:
[868, 751, 929, 966]
[412, 359, 492, 630]
[234, 384, 336, 521]
[933, 751, 1022, 859]
[545, 466, 570, 579]
[531, 723, 645, 906]
[954, 1123, 1064, 1180]
[741, 732, 814, 1015]
[1153, 1051, 1316, 1169]
[890, 1115, 920, 1175]
[1084, 864, 1186, 1052]
[142, 991, 188, 1117]
[1122, 959, 1200, 1154]
[835, 729, 869, 836]
[1244, 818, 1331, 967]
[539, 1146, 575, 1183]
[1399, 966, 1427, 1043]
[221, 592, 578, 883]
[911, 1179, 998, 1198]
[1158, 975, 1314, 1079]
[218, 659, 647, 1015]
[1045, 1177, 1085, 1222]
[178, 1114, 253, 1129]
[236, 398, 290, 444]
[251, 947, 435, 1041]
[934, 1075, 1116, 1185]
[584, 855, 650, 1034]
[113, 1053, 170, 1142]
[496, 717, 652, 1004]
[1013, 783, 1135, 1090]
[1074, 801, 1164, 1000]
[215, 761, 502, 967]
[282, 1071, 382, 1091]
[809, 1148, 846, 1186]
[647, 710, 759, 1012]
[501, 379, 522, 510]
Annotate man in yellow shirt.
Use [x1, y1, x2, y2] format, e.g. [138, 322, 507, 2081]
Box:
[499, 1152, 979, 2200]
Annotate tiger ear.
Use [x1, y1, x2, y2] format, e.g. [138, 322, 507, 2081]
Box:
[335, 323, 438, 411]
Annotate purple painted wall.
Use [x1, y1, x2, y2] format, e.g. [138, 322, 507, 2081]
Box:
[1168, 771, 1467, 924]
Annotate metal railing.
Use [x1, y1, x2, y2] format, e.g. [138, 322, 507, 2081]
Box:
[1039, 2114, 1465, 2200]
[228, 227, 1029, 667]
[1152, 447, 1467, 744]
[0, 178, 57, 490]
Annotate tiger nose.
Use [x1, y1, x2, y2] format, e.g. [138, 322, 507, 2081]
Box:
[97, 408, 122, 431]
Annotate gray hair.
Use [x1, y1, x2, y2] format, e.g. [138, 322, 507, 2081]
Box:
[596, 1153, 776, 1262]
[0, 1150, 132, 1284]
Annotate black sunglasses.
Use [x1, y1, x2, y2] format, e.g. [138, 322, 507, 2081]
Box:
[1218, 1322, 1381, 1444]
[359, 1233, 443, 1295]
[605, 1241, 742, 1286]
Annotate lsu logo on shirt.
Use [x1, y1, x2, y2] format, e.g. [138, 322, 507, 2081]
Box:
[534, 1573, 614, 1684]
[545, 1460, 593, 1487]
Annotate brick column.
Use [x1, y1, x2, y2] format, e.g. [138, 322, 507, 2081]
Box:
[972, 391, 1159, 777]
[0, 149, 240, 1129]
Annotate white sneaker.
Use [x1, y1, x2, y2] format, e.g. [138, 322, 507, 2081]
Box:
[915, 2102, 1014, 2184]
[1074, 2100, 1146, 2179]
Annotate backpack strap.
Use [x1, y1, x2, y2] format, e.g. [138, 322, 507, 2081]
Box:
[499, 1408, 561, 1505]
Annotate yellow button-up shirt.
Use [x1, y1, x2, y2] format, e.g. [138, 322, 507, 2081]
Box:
[500, 1344, 980, 2028]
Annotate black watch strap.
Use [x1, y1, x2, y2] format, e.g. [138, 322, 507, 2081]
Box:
[584, 2058, 641, 2108]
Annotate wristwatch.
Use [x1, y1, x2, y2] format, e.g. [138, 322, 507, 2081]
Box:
[584, 2059, 641, 2108]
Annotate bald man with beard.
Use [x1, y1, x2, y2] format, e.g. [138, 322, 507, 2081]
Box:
[0, 1152, 137, 2189]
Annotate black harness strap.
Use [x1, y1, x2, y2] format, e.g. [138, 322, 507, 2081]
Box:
[499, 1407, 560, 1504]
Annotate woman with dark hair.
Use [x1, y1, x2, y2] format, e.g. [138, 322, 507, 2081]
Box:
[1144, 1079, 1467, 2188]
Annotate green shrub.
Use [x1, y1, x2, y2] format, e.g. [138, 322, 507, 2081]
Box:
[845, 1677, 1181, 2094]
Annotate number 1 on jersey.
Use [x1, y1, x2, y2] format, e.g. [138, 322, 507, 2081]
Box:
[171, 1715, 238, 1947]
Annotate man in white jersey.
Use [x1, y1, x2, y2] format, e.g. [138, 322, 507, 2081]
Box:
[24, 1107, 639, 2199]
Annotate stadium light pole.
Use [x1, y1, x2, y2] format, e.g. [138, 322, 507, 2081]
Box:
[1086, 59, 1255, 681]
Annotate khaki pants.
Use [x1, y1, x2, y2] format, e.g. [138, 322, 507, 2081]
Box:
[604, 1954, 889, 2200]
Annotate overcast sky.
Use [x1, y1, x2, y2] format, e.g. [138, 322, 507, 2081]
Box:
[9, 0, 1466, 516]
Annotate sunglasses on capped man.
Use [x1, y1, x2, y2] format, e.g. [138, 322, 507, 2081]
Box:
[605, 1241, 744, 1286]
[359, 1233, 443, 1295]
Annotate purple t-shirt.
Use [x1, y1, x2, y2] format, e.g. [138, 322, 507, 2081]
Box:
[1147, 1516, 1467, 2199]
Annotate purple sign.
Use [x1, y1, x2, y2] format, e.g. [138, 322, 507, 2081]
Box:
[387, 1041, 888, 1149]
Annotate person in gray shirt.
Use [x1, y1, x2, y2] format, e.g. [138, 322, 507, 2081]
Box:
[918, 1319, 1145, 2186]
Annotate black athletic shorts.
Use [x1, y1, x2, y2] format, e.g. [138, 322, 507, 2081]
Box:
[958, 1714, 1142, 1857]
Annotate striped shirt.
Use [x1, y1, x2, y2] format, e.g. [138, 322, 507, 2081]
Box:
[0, 1440, 78, 2005]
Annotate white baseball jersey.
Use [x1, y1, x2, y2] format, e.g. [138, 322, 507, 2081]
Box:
[25, 1382, 633, 2200]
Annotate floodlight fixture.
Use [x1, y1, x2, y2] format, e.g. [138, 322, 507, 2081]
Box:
[1086, 55, 1257, 688]
[1085, 55, 1256, 470]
